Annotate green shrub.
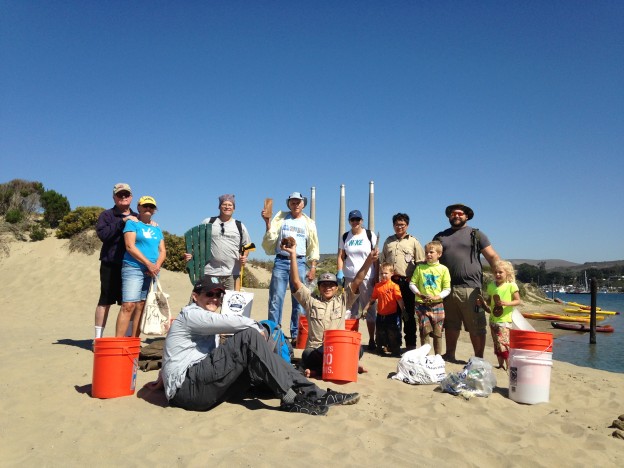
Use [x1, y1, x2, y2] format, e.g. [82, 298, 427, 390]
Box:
[56, 206, 104, 239]
[5, 209, 23, 224]
[162, 231, 187, 272]
[41, 189, 70, 228]
[68, 229, 101, 255]
[29, 224, 48, 241]
[0, 179, 44, 215]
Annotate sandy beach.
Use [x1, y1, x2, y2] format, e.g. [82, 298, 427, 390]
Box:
[1, 237, 622, 467]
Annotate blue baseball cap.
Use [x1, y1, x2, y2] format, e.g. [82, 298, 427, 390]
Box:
[348, 209, 363, 220]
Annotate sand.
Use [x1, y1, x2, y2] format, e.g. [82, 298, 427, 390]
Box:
[1, 237, 622, 467]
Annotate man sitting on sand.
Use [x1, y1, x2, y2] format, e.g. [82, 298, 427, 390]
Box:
[152, 277, 360, 415]
[281, 237, 378, 377]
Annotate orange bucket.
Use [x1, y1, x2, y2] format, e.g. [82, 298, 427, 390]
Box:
[322, 330, 361, 383]
[92, 337, 141, 398]
[510, 329, 553, 352]
[296, 316, 308, 349]
[345, 318, 359, 332]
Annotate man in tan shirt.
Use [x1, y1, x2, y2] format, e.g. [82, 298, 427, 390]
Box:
[380, 213, 425, 351]
[282, 239, 378, 377]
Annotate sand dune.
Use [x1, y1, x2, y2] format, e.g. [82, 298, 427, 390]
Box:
[1, 237, 622, 466]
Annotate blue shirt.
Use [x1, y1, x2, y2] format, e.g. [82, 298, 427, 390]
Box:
[122, 220, 163, 268]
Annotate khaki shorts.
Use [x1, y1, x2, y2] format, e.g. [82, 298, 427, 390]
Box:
[443, 287, 486, 335]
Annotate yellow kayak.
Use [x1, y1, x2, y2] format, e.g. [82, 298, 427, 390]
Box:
[567, 302, 601, 310]
[522, 313, 604, 323]
[563, 308, 618, 315]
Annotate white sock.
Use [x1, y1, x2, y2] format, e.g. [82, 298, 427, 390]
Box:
[95, 326, 104, 339]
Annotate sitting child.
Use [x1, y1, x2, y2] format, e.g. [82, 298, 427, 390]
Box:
[409, 241, 451, 355]
[282, 237, 377, 377]
[364, 263, 405, 357]
[477, 259, 521, 370]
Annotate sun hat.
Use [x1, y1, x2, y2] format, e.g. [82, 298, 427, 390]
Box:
[348, 209, 363, 220]
[113, 183, 132, 195]
[445, 203, 474, 220]
[138, 196, 157, 208]
[286, 191, 307, 208]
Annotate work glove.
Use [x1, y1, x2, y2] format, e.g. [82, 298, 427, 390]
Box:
[336, 270, 344, 285]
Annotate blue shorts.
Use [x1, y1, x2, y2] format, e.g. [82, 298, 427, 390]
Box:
[121, 262, 151, 303]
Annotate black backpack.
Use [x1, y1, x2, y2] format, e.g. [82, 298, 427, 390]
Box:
[342, 229, 373, 249]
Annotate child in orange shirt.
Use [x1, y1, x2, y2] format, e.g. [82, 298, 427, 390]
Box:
[364, 263, 405, 356]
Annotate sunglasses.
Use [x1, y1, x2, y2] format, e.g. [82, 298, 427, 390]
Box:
[115, 192, 131, 199]
[349, 218, 362, 223]
[204, 291, 224, 298]
[450, 210, 465, 217]
[220, 222, 225, 235]
[141, 204, 156, 209]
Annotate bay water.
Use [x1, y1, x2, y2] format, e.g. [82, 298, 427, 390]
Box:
[551, 293, 624, 374]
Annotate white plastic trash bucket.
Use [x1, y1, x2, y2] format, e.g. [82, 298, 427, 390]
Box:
[508, 348, 553, 404]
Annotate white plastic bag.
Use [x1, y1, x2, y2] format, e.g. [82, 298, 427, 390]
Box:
[392, 344, 447, 385]
[439, 357, 497, 397]
[140, 279, 171, 336]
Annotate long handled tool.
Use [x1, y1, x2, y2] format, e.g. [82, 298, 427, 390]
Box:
[239, 242, 256, 289]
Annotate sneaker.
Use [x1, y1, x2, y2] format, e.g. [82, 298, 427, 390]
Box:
[314, 389, 360, 407]
[280, 395, 329, 415]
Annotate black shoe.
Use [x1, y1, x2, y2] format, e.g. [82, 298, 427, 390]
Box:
[314, 389, 360, 407]
[280, 395, 329, 415]
[367, 340, 376, 351]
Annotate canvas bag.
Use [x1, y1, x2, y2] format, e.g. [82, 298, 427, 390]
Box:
[392, 344, 447, 385]
[140, 279, 171, 336]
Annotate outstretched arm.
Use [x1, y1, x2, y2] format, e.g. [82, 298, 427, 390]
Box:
[348, 248, 379, 294]
[282, 241, 304, 293]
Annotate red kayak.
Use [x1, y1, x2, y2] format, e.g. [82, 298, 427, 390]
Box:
[551, 321, 614, 333]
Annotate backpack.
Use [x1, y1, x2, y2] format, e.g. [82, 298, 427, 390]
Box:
[208, 217, 244, 252]
[258, 319, 294, 363]
[342, 229, 373, 248]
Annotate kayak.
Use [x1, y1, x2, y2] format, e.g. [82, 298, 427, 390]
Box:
[522, 313, 605, 323]
[551, 321, 615, 333]
[563, 308, 619, 315]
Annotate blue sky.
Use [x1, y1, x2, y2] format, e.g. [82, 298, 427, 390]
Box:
[1, 1, 623, 263]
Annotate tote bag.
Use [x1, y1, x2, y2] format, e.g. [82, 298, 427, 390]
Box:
[140, 279, 171, 336]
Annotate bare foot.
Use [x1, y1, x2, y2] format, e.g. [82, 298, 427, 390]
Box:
[358, 365, 368, 374]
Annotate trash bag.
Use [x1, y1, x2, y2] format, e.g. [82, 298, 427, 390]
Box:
[392, 344, 446, 385]
[439, 357, 497, 397]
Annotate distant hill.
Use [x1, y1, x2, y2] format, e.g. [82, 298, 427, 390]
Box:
[510, 259, 624, 271]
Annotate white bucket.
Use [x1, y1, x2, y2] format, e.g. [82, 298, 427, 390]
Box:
[508, 348, 553, 404]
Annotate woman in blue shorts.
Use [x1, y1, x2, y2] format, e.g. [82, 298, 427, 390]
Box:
[115, 195, 166, 337]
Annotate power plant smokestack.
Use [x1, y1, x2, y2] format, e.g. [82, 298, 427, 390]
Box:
[339, 184, 346, 248]
[368, 180, 375, 232]
[310, 186, 316, 221]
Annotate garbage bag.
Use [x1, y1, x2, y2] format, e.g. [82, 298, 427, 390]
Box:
[392, 344, 446, 385]
[439, 357, 497, 397]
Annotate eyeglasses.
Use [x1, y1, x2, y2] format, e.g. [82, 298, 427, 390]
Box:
[394, 223, 407, 228]
[141, 204, 156, 209]
[220, 222, 225, 235]
[115, 192, 131, 199]
[205, 291, 223, 298]
[450, 210, 465, 217]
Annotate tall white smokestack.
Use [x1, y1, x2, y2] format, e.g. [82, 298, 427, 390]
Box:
[339, 184, 346, 248]
[310, 186, 316, 221]
[368, 180, 375, 232]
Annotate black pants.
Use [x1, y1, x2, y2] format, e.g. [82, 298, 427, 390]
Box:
[376, 312, 402, 354]
[171, 328, 324, 411]
[394, 277, 416, 347]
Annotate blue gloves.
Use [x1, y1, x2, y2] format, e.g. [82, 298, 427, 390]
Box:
[336, 270, 344, 285]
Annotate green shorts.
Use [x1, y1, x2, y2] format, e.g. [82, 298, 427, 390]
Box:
[443, 287, 486, 335]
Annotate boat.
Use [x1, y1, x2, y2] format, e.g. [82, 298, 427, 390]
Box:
[563, 308, 618, 315]
[522, 312, 607, 322]
[551, 321, 614, 333]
